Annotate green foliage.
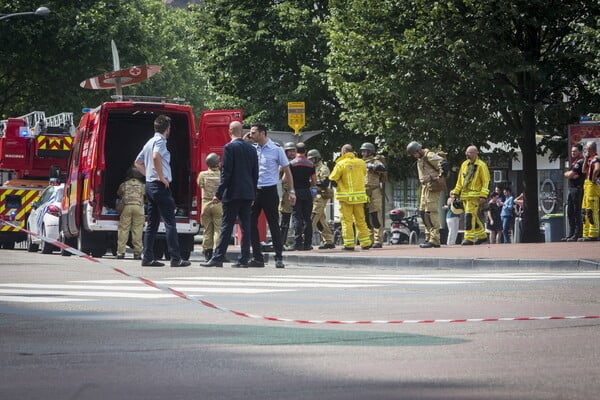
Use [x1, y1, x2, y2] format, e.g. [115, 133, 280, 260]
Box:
[189, 0, 352, 163]
[0, 0, 206, 118]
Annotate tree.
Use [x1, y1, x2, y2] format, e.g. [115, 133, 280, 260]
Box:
[0, 0, 206, 119]
[189, 0, 351, 160]
[327, 0, 600, 242]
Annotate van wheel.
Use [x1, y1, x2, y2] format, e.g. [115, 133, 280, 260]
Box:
[91, 249, 105, 258]
[61, 233, 76, 256]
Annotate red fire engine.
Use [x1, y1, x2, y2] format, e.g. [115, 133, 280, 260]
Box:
[0, 111, 73, 248]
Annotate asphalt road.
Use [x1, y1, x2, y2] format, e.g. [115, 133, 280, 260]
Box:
[1, 249, 599, 400]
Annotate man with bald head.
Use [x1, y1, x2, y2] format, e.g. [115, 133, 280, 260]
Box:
[201, 120, 258, 267]
[450, 145, 490, 245]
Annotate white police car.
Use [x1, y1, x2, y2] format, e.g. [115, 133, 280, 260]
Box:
[26, 183, 64, 254]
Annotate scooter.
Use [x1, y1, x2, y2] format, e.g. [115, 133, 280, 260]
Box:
[388, 209, 420, 245]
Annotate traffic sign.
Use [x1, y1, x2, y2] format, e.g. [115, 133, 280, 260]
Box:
[288, 102, 305, 135]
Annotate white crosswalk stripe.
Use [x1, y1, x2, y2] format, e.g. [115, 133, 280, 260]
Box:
[2, 271, 600, 303]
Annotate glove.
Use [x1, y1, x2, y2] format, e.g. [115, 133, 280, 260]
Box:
[310, 187, 318, 197]
[366, 163, 373, 169]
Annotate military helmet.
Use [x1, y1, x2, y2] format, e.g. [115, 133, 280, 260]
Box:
[360, 142, 376, 153]
[307, 149, 321, 160]
[206, 152, 220, 168]
[450, 199, 464, 215]
[406, 141, 422, 154]
[284, 142, 296, 151]
[128, 166, 144, 181]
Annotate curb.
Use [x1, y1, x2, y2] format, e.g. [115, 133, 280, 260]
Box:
[191, 250, 600, 270]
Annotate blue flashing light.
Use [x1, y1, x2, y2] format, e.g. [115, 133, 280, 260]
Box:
[82, 108, 91, 113]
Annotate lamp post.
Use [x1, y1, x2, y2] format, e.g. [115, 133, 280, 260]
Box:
[0, 6, 50, 21]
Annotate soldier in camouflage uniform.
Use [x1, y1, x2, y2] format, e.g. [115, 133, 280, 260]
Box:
[360, 142, 387, 248]
[279, 142, 297, 248]
[116, 167, 146, 259]
[197, 153, 222, 261]
[307, 149, 335, 249]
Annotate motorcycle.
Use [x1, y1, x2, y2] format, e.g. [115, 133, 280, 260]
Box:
[388, 209, 420, 245]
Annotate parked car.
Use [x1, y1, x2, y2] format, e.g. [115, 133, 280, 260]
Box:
[26, 183, 64, 254]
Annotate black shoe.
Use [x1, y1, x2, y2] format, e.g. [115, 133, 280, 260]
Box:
[581, 237, 598, 242]
[475, 237, 489, 245]
[419, 242, 440, 248]
[248, 259, 265, 268]
[461, 240, 474, 246]
[303, 245, 313, 251]
[133, 254, 141, 260]
[318, 243, 335, 249]
[141, 260, 165, 267]
[361, 245, 371, 250]
[231, 261, 248, 268]
[116, 254, 125, 259]
[566, 236, 579, 242]
[560, 236, 570, 242]
[171, 259, 191, 267]
[371, 243, 382, 249]
[342, 247, 354, 251]
[275, 260, 285, 268]
[200, 259, 223, 268]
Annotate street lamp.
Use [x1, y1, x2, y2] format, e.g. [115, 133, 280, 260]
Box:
[0, 6, 51, 21]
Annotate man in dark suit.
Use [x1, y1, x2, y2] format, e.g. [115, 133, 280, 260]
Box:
[200, 121, 258, 267]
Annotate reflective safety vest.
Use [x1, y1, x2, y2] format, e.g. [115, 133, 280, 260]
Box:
[330, 152, 368, 204]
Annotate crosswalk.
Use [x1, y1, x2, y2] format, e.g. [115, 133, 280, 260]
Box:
[2, 272, 600, 303]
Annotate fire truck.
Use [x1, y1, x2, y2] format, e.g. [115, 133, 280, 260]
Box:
[0, 111, 74, 249]
[60, 99, 241, 259]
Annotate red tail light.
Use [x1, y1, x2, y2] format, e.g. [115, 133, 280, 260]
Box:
[47, 205, 61, 218]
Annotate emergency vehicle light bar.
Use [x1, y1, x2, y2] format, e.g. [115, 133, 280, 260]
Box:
[110, 95, 186, 104]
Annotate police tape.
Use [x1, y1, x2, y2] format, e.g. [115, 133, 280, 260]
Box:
[3, 217, 600, 325]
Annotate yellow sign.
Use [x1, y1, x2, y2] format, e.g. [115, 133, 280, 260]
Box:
[288, 101, 305, 135]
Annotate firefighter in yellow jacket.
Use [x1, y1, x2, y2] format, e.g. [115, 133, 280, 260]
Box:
[580, 141, 600, 241]
[450, 145, 490, 245]
[197, 153, 223, 261]
[329, 144, 372, 251]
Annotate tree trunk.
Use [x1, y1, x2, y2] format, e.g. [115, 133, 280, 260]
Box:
[518, 109, 543, 243]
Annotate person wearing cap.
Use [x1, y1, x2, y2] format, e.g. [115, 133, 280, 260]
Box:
[116, 166, 145, 260]
[197, 153, 222, 262]
[407, 141, 445, 248]
[308, 148, 335, 249]
[360, 142, 387, 248]
[450, 145, 490, 245]
[279, 142, 297, 248]
[329, 144, 372, 251]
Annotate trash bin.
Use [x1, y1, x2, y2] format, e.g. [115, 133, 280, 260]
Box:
[541, 213, 565, 242]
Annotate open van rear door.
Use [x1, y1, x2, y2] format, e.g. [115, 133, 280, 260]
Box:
[197, 110, 243, 172]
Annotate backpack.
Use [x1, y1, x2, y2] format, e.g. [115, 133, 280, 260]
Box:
[425, 150, 449, 192]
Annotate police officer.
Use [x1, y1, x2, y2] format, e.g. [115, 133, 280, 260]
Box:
[116, 167, 145, 259]
[308, 149, 335, 249]
[279, 142, 297, 248]
[360, 142, 387, 248]
[197, 153, 222, 261]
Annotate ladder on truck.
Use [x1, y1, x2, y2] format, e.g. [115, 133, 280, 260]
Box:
[0, 111, 74, 137]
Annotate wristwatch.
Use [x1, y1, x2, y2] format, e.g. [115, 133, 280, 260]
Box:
[290, 190, 296, 194]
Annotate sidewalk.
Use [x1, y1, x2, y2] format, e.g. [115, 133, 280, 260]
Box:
[193, 241, 600, 269]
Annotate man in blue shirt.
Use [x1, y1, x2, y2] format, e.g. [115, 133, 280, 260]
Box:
[135, 114, 190, 267]
[247, 122, 295, 268]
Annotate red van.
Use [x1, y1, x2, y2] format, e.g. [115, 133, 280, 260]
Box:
[60, 99, 241, 259]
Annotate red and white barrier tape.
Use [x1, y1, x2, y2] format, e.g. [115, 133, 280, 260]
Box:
[3, 218, 600, 325]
